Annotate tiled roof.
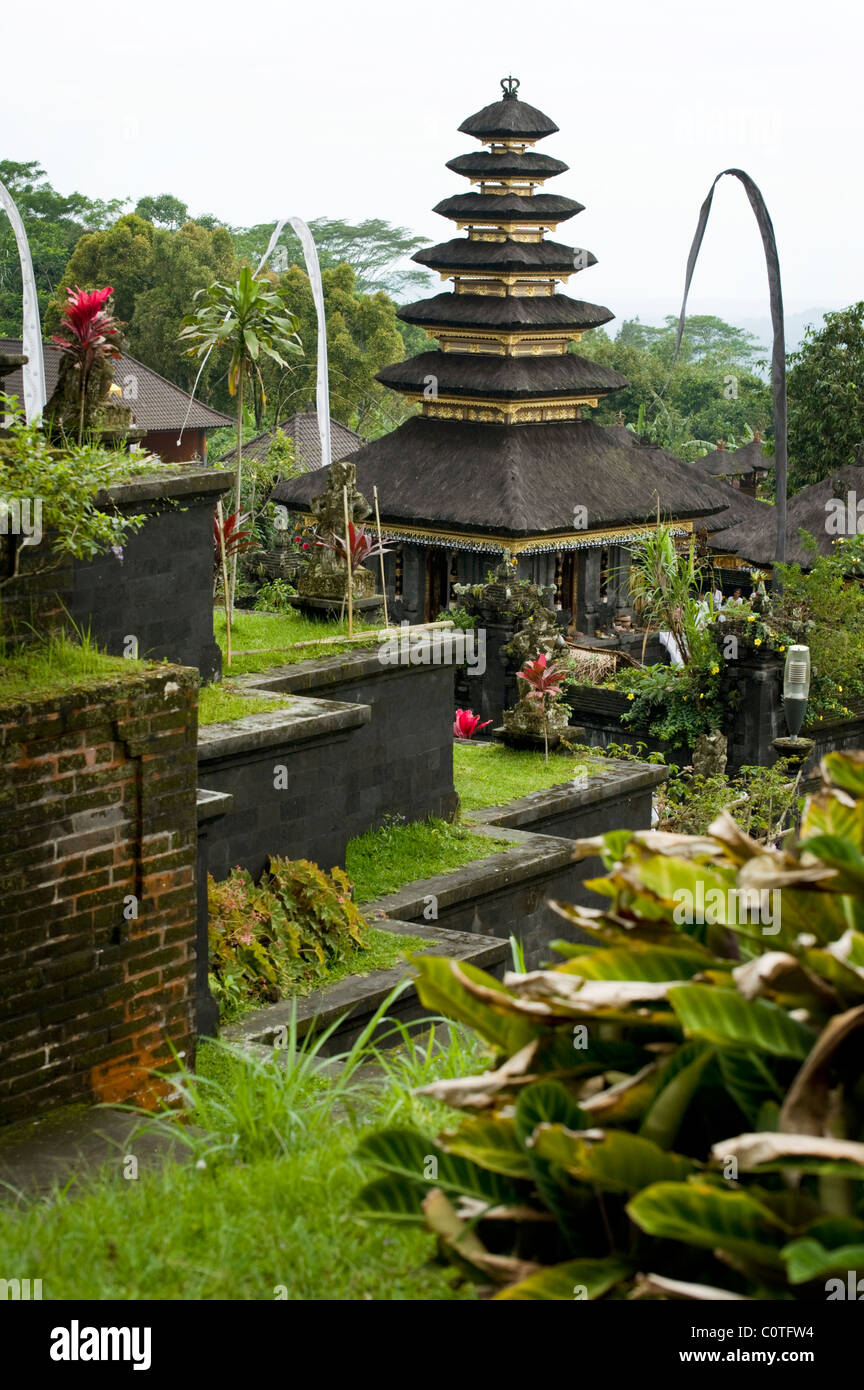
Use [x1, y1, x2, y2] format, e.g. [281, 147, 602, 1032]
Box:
[0, 339, 232, 431]
[221, 409, 364, 471]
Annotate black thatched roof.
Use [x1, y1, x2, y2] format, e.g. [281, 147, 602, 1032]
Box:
[703, 436, 773, 477]
[708, 464, 864, 569]
[458, 94, 559, 141]
[398, 292, 614, 333]
[433, 192, 583, 224]
[413, 237, 595, 275]
[694, 483, 773, 535]
[272, 419, 733, 538]
[376, 351, 628, 401]
[445, 151, 568, 179]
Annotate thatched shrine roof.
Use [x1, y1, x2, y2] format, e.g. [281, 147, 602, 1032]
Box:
[398, 291, 614, 333]
[707, 464, 864, 569]
[413, 237, 595, 275]
[458, 94, 559, 140]
[702, 437, 773, 477]
[433, 191, 583, 224]
[273, 420, 735, 543]
[376, 351, 628, 401]
[445, 151, 569, 179]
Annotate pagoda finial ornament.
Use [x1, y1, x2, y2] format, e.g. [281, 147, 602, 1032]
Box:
[501, 75, 520, 99]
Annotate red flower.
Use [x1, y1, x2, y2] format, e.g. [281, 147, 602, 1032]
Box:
[453, 708, 492, 740]
[52, 285, 123, 369]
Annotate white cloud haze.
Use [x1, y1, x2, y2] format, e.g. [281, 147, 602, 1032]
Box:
[3, 0, 860, 331]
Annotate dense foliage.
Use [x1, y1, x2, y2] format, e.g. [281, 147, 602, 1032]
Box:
[356, 751, 864, 1300]
[787, 303, 864, 491]
[576, 314, 772, 459]
[0, 399, 160, 604]
[208, 857, 367, 1018]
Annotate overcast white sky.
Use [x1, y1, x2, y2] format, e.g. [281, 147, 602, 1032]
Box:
[4, 0, 861, 331]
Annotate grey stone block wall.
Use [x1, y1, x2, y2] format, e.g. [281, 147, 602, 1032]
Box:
[241, 649, 459, 844]
[198, 697, 371, 880]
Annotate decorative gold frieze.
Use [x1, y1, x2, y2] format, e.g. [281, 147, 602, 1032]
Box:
[429, 328, 582, 355]
[410, 393, 600, 424]
[451, 276, 558, 297]
[458, 220, 559, 236]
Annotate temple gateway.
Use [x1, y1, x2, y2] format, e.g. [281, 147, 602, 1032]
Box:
[273, 79, 740, 629]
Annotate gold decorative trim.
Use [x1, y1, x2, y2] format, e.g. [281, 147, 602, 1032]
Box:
[284, 515, 694, 557]
[437, 268, 571, 285]
[457, 219, 561, 234]
[427, 328, 583, 355]
[402, 392, 601, 424]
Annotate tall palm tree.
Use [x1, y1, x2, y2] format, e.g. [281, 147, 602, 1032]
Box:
[180, 266, 302, 611]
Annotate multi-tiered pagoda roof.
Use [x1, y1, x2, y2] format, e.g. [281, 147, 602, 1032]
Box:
[274, 78, 728, 553]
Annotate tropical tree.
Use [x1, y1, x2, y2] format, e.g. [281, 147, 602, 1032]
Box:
[787, 303, 864, 491]
[179, 266, 302, 611]
[0, 160, 126, 336]
[627, 525, 705, 664]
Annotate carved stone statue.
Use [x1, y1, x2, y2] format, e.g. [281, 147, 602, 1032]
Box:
[298, 460, 377, 600]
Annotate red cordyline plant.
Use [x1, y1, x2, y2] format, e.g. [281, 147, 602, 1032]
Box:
[52, 286, 123, 443]
[519, 651, 569, 762]
[453, 709, 491, 740]
[314, 522, 392, 569]
[214, 508, 256, 584]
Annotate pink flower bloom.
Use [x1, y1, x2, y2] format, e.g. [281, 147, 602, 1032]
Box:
[453, 708, 492, 740]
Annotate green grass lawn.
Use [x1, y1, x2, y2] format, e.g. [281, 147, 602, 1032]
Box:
[0, 633, 146, 704]
[346, 816, 512, 903]
[0, 1022, 482, 1300]
[454, 740, 598, 811]
[216, 609, 381, 676]
[198, 680, 293, 726]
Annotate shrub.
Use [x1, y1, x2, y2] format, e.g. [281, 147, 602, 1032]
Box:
[355, 751, 864, 1300]
[254, 577, 297, 611]
[208, 857, 367, 1018]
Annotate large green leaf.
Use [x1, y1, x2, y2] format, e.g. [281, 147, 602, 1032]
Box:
[638, 1041, 715, 1146]
[411, 955, 538, 1055]
[493, 1257, 632, 1301]
[668, 985, 814, 1058]
[717, 1050, 784, 1125]
[532, 1125, 694, 1192]
[628, 1181, 789, 1269]
[356, 1127, 520, 1207]
[782, 1237, 864, 1284]
[820, 751, 864, 801]
[558, 946, 717, 982]
[514, 1080, 590, 1145]
[440, 1115, 533, 1179]
[353, 1175, 427, 1224]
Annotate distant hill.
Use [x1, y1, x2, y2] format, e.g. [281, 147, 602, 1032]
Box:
[732, 308, 831, 358]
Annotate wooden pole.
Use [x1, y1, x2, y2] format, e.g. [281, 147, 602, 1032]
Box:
[373, 485, 389, 628]
[216, 498, 232, 668]
[342, 485, 354, 637]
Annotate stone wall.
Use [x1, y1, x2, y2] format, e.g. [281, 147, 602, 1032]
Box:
[0, 667, 200, 1125]
[368, 760, 666, 968]
[3, 467, 230, 682]
[238, 647, 459, 846]
[198, 696, 371, 881]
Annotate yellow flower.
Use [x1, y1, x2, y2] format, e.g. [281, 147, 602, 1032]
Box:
[710, 665, 719, 675]
[754, 638, 762, 647]
[779, 645, 785, 652]
[838, 685, 843, 692]
[747, 615, 756, 623]
[699, 693, 704, 699]
[627, 693, 635, 701]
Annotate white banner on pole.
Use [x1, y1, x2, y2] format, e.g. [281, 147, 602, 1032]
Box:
[0, 177, 47, 422]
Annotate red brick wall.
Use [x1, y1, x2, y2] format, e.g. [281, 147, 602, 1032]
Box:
[0, 667, 199, 1125]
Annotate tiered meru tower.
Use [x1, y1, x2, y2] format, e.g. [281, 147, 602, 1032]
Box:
[274, 79, 726, 627]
